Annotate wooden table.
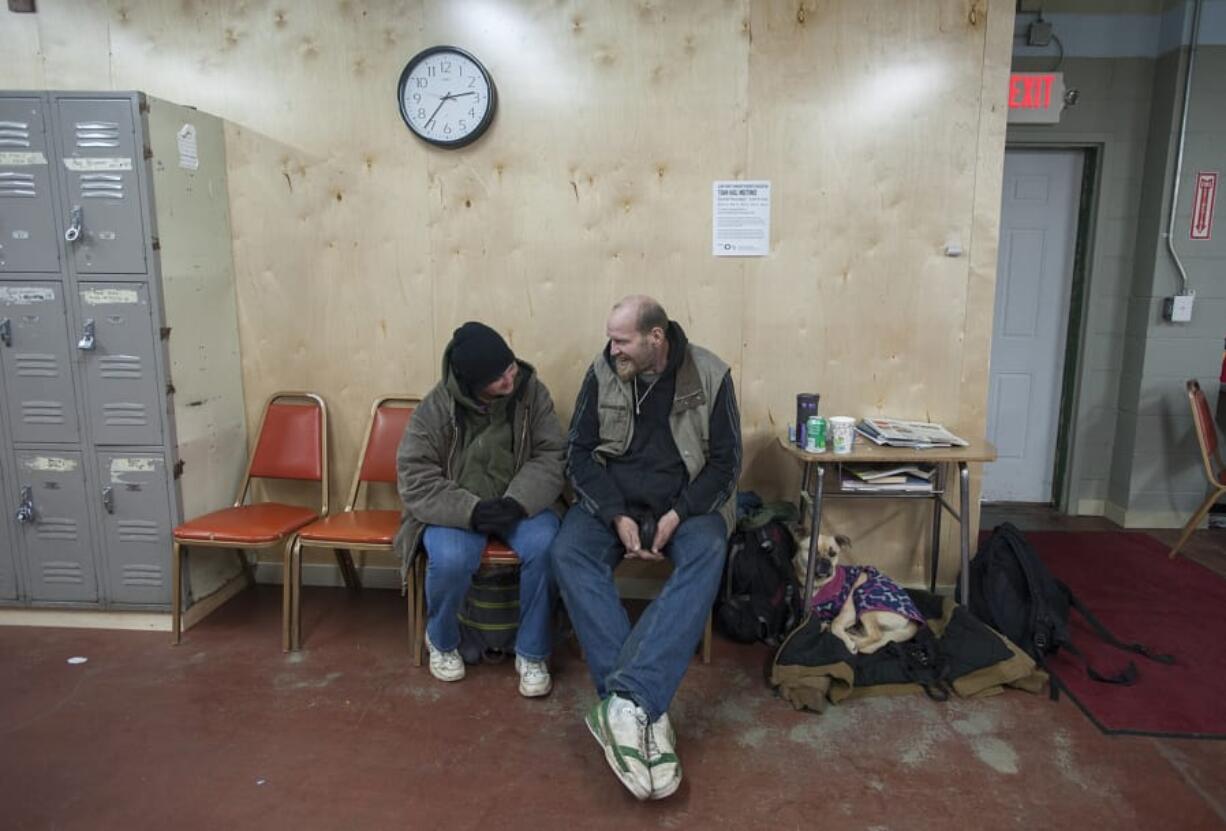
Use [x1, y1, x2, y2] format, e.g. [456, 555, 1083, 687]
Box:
[777, 435, 997, 605]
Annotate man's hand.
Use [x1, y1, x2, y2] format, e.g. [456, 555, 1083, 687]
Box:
[613, 515, 661, 560]
[650, 509, 681, 554]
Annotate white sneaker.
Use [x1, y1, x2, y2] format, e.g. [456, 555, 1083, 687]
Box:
[424, 632, 465, 682]
[584, 695, 652, 800]
[515, 655, 552, 698]
[646, 712, 681, 799]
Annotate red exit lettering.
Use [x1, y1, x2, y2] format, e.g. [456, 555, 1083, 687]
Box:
[1009, 74, 1054, 110]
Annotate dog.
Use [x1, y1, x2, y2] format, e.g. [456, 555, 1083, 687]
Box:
[793, 532, 923, 655]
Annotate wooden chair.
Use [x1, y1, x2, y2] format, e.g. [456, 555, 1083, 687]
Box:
[1169, 380, 1226, 559]
[172, 392, 328, 650]
[408, 540, 519, 666]
[288, 396, 418, 650]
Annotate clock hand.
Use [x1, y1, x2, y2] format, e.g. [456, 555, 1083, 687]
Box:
[422, 92, 452, 129]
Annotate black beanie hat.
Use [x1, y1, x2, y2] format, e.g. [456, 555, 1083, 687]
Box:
[449, 321, 515, 392]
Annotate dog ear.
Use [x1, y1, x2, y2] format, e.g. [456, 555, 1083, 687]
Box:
[835, 534, 851, 550]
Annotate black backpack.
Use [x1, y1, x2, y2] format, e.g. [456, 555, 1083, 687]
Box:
[717, 519, 801, 646]
[960, 522, 1172, 698]
[457, 565, 520, 665]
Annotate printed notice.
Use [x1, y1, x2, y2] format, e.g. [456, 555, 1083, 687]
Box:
[177, 124, 199, 171]
[713, 181, 771, 256]
[0, 151, 47, 166]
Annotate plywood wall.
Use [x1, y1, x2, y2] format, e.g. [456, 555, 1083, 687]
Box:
[0, 0, 1012, 584]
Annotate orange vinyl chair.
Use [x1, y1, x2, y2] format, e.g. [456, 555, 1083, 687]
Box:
[288, 395, 419, 651]
[1169, 380, 1226, 559]
[408, 539, 520, 666]
[172, 392, 328, 650]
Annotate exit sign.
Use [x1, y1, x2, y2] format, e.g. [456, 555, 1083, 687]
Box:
[1007, 72, 1066, 124]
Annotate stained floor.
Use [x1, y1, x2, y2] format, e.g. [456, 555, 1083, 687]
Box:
[2, 517, 1224, 830]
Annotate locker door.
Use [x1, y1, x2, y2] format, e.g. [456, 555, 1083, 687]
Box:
[0, 452, 18, 600]
[0, 96, 61, 274]
[99, 452, 171, 606]
[0, 283, 80, 443]
[54, 97, 147, 276]
[78, 283, 163, 446]
[13, 450, 98, 602]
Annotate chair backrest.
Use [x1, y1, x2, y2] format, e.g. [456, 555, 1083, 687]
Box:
[1187, 380, 1222, 478]
[346, 396, 419, 509]
[238, 392, 329, 513]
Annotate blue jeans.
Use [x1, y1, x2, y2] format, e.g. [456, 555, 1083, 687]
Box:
[551, 506, 726, 721]
[423, 511, 559, 661]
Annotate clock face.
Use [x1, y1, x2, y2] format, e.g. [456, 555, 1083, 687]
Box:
[397, 46, 497, 148]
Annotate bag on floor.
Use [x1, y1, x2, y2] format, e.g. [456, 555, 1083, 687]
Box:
[959, 522, 1172, 698]
[717, 511, 801, 646]
[457, 565, 520, 665]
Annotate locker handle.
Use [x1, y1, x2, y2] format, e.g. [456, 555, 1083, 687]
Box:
[15, 486, 34, 524]
[78, 319, 96, 351]
[0, 317, 10, 348]
[65, 205, 83, 243]
[102, 486, 114, 514]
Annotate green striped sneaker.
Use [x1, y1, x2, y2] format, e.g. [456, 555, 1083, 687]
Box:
[584, 695, 652, 800]
[646, 713, 681, 799]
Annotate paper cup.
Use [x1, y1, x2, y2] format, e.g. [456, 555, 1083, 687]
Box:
[829, 416, 856, 454]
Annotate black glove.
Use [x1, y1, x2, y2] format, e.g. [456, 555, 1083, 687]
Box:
[471, 497, 526, 539]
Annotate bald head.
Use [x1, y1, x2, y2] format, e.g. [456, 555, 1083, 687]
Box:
[610, 294, 669, 337]
[607, 295, 670, 380]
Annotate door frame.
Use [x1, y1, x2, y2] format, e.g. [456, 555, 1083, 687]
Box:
[996, 142, 1101, 510]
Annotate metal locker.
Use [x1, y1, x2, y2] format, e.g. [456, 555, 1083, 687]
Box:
[0, 97, 61, 274]
[54, 97, 147, 276]
[78, 282, 163, 446]
[0, 282, 80, 444]
[13, 449, 98, 603]
[98, 451, 171, 605]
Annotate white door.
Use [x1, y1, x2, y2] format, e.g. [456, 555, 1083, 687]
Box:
[983, 149, 1083, 502]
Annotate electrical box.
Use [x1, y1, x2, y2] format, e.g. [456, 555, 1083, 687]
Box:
[0, 91, 248, 611]
[1163, 292, 1195, 323]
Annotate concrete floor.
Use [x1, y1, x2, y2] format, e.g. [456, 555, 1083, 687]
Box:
[2, 517, 1225, 830]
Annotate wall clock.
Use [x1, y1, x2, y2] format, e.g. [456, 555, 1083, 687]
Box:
[397, 45, 497, 148]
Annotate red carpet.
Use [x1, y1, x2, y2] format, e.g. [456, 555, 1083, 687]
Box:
[1024, 531, 1226, 738]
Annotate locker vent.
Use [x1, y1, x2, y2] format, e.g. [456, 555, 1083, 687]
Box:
[36, 518, 79, 542]
[21, 400, 66, 425]
[81, 172, 123, 201]
[75, 121, 120, 149]
[99, 355, 142, 379]
[0, 120, 31, 148]
[117, 520, 160, 544]
[43, 561, 85, 585]
[103, 402, 148, 426]
[0, 171, 35, 198]
[15, 353, 58, 377]
[121, 563, 163, 588]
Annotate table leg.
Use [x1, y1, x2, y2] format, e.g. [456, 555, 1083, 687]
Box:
[803, 462, 826, 604]
[959, 462, 971, 604]
[929, 462, 944, 593]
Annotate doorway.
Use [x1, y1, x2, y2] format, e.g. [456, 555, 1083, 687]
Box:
[984, 148, 1086, 503]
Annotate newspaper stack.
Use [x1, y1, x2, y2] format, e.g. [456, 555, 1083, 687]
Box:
[856, 418, 968, 449]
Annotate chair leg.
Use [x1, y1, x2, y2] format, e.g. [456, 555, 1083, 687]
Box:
[335, 548, 361, 590]
[282, 539, 294, 653]
[1169, 489, 1224, 559]
[701, 612, 712, 664]
[410, 556, 425, 667]
[234, 548, 255, 585]
[171, 540, 182, 645]
[290, 537, 303, 651]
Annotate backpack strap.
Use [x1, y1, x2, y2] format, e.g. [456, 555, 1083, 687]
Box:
[1059, 580, 1175, 665]
[998, 525, 1052, 655]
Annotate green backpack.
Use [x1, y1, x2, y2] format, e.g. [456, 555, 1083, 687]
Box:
[457, 565, 520, 664]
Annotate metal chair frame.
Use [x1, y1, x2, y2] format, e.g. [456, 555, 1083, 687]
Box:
[171, 391, 328, 650]
[288, 395, 418, 650]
